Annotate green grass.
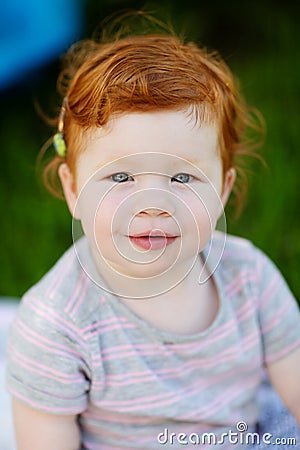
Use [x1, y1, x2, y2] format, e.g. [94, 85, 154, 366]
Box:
[228, 50, 300, 299]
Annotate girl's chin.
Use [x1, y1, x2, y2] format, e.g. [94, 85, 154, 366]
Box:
[90, 238, 200, 281]
[102, 255, 197, 283]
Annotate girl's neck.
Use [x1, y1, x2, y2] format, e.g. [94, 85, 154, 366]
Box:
[96, 253, 220, 335]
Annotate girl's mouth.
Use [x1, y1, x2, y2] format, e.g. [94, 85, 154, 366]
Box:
[129, 231, 178, 251]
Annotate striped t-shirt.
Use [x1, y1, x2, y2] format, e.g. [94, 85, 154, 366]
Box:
[6, 233, 300, 449]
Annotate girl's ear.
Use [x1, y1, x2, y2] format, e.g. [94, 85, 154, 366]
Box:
[220, 167, 236, 209]
[58, 163, 81, 219]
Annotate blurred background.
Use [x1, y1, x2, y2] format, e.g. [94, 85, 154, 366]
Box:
[0, 0, 299, 301]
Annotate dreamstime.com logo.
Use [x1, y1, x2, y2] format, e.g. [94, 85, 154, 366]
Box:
[157, 422, 298, 446]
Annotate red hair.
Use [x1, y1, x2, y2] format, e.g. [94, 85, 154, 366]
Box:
[43, 30, 264, 208]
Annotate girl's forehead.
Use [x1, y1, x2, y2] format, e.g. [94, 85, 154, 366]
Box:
[93, 154, 212, 177]
[78, 111, 220, 168]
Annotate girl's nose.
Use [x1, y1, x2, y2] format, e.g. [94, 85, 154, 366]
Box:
[135, 208, 171, 218]
[129, 175, 177, 216]
[132, 190, 176, 217]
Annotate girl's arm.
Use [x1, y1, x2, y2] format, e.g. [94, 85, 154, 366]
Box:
[12, 398, 81, 450]
[266, 346, 300, 426]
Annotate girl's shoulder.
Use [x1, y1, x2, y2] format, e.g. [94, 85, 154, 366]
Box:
[20, 237, 104, 328]
[206, 231, 259, 272]
[209, 231, 280, 286]
[213, 230, 255, 252]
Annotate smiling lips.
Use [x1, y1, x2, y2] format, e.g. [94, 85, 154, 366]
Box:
[129, 231, 178, 250]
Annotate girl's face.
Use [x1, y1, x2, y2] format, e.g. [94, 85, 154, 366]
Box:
[59, 111, 235, 296]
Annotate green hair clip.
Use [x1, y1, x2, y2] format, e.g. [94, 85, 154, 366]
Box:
[53, 98, 67, 158]
[53, 132, 67, 157]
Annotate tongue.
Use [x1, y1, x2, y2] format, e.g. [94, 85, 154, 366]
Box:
[131, 236, 167, 250]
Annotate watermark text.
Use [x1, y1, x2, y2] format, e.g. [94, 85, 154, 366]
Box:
[157, 422, 297, 446]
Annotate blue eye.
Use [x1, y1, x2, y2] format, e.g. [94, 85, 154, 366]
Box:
[171, 173, 193, 183]
[111, 173, 134, 183]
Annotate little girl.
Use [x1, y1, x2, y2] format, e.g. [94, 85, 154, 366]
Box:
[6, 19, 300, 450]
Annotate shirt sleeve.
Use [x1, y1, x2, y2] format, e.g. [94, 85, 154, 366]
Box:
[255, 247, 300, 364]
[6, 292, 91, 415]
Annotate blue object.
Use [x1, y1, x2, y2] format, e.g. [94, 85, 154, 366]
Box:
[0, 0, 82, 89]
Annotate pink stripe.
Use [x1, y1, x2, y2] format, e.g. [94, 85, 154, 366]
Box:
[83, 295, 255, 357]
[101, 333, 261, 386]
[100, 341, 260, 390]
[199, 374, 259, 419]
[8, 388, 84, 414]
[167, 299, 256, 355]
[70, 275, 90, 318]
[101, 339, 248, 370]
[224, 270, 255, 297]
[44, 252, 74, 297]
[90, 355, 259, 393]
[9, 344, 84, 383]
[266, 339, 300, 363]
[255, 250, 263, 272]
[100, 300, 256, 362]
[92, 301, 253, 359]
[259, 272, 281, 306]
[82, 316, 131, 333]
[65, 270, 86, 313]
[261, 299, 293, 334]
[101, 339, 232, 363]
[96, 298, 253, 362]
[101, 341, 171, 357]
[85, 322, 136, 338]
[28, 301, 89, 352]
[84, 409, 164, 425]
[98, 359, 260, 412]
[184, 373, 258, 419]
[14, 318, 83, 361]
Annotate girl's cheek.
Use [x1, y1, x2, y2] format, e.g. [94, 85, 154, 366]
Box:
[185, 190, 221, 234]
[94, 192, 129, 228]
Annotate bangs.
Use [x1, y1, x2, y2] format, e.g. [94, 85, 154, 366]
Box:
[63, 35, 226, 130]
